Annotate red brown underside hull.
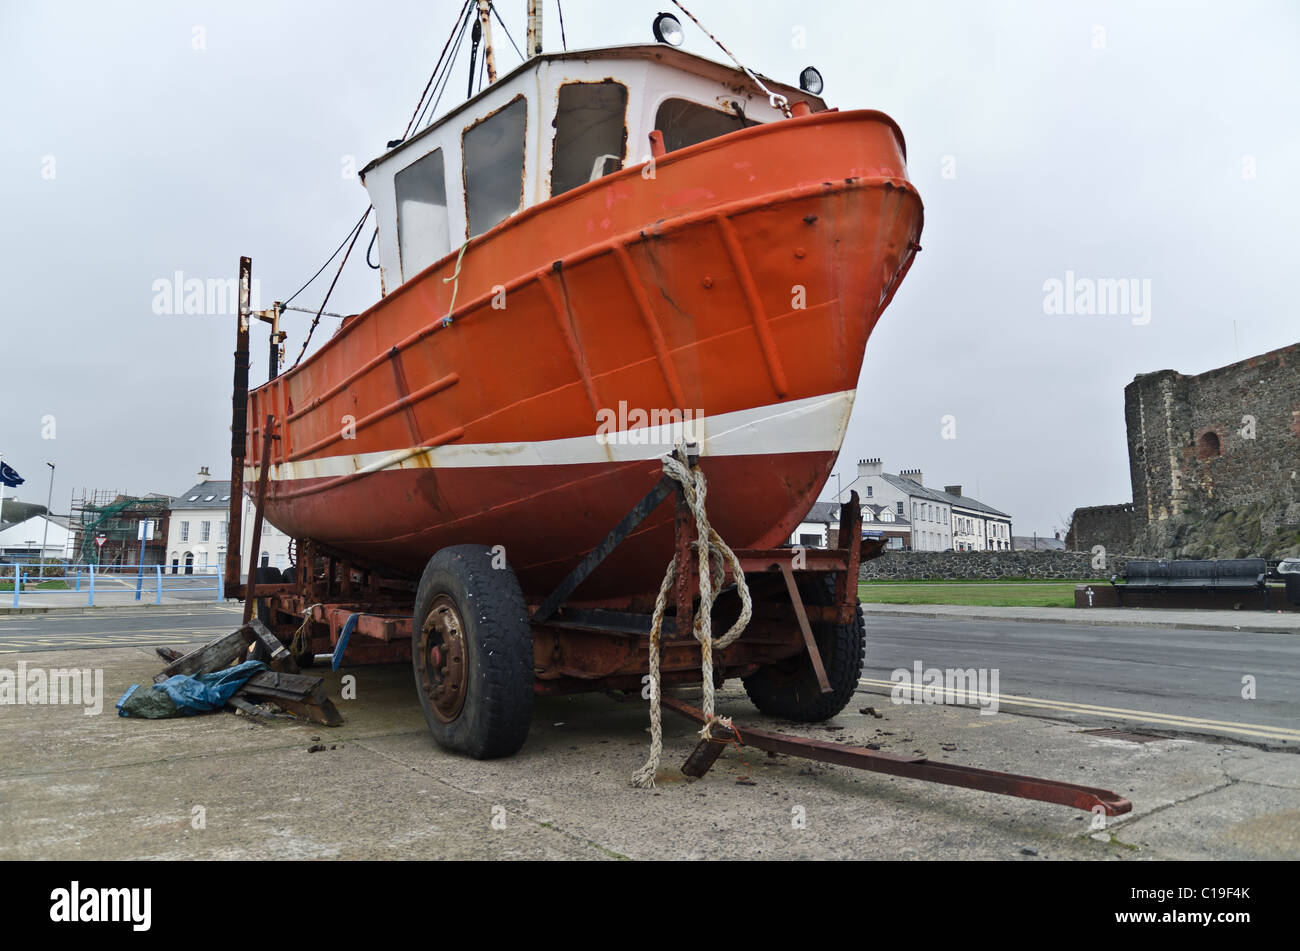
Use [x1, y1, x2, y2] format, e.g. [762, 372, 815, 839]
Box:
[246, 109, 924, 601]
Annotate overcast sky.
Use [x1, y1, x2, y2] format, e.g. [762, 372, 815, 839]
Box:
[3, 0, 1297, 536]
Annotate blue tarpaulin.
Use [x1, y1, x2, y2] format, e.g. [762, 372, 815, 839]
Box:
[117, 660, 268, 718]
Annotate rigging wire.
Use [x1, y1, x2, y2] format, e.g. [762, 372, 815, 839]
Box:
[668, 0, 792, 116]
[417, 3, 475, 131]
[478, 34, 488, 93]
[291, 206, 372, 369]
[556, 0, 567, 50]
[283, 2, 471, 317]
[283, 208, 371, 307]
[488, 2, 524, 61]
[401, 0, 474, 140]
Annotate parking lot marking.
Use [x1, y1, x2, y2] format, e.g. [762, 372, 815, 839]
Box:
[858, 676, 1300, 743]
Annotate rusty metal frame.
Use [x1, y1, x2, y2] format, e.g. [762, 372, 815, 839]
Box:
[663, 696, 1133, 817]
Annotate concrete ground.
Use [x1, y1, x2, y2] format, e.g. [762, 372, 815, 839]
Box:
[2, 641, 1297, 860]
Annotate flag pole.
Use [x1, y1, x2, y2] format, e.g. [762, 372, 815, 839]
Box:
[39, 462, 55, 580]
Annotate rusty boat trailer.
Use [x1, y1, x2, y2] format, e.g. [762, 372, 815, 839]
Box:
[224, 258, 1130, 818]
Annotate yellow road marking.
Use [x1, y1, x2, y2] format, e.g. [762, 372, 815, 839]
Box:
[858, 677, 1300, 742]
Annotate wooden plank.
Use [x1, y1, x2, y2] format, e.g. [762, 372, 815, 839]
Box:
[154, 627, 252, 683]
[242, 670, 323, 696]
[234, 669, 342, 727]
[225, 695, 275, 723]
[249, 618, 300, 673]
[262, 695, 343, 727]
[154, 647, 184, 663]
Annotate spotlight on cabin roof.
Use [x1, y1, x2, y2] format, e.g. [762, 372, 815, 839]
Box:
[652, 13, 684, 47]
[799, 66, 824, 95]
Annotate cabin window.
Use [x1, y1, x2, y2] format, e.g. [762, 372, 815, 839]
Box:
[551, 81, 628, 196]
[463, 96, 527, 238]
[395, 147, 450, 280]
[653, 98, 751, 152]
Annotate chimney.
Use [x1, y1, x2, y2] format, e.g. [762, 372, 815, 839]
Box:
[198, 466, 210, 479]
[900, 468, 923, 486]
[857, 457, 882, 478]
[944, 485, 962, 497]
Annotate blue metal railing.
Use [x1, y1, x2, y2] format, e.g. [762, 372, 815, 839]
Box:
[5, 562, 224, 607]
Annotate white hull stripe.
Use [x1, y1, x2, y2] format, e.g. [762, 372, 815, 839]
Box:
[248, 389, 856, 482]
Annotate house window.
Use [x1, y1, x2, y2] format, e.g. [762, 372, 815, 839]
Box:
[551, 81, 627, 197]
[200, 521, 210, 542]
[798, 533, 821, 548]
[396, 147, 450, 280]
[180, 521, 189, 542]
[866, 485, 872, 497]
[653, 98, 750, 153]
[220, 522, 227, 541]
[463, 96, 527, 238]
[897, 501, 904, 516]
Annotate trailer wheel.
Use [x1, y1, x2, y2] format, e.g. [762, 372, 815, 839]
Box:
[412, 545, 533, 759]
[254, 566, 284, 632]
[742, 575, 865, 722]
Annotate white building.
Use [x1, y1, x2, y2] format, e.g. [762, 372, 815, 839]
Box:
[791, 501, 911, 550]
[165, 469, 292, 576]
[944, 485, 1014, 551]
[0, 514, 72, 563]
[835, 459, 1013, 551]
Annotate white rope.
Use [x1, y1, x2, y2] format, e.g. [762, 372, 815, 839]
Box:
[631, 445, 752, 788]
[668, 0, 792, 118]
[289, 602, 321, 661]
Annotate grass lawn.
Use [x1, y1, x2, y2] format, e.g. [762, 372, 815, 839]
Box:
[0, 579, 71, 591]
[857, 580, 1103, 607]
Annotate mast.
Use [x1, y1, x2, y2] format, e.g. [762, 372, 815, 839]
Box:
[527, 0, 543, 57]
[476, 0, 497, 84]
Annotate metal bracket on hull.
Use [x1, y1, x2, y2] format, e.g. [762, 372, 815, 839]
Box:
[532, 475, 677, 622]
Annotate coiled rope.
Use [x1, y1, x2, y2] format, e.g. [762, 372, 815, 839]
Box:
[631, 446, 752, 788]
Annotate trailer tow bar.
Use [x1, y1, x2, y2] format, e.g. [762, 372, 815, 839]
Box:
[663, 696, 1133, 816]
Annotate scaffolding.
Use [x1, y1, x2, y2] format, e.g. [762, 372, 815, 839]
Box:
[68, 489, 172, 566]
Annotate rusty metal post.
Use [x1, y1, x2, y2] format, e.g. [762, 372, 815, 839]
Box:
[526, 0, 542, 57]
[226, 256, 252, 597]
[242, 414, 276, 626]
[476, 0, 497, 84]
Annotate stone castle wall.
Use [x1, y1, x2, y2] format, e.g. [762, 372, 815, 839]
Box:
[858, 550, 1127, 581]
[1071, 342, 1300, 558]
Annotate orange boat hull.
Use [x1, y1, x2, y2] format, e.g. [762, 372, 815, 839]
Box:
[246, 108, 924, 601]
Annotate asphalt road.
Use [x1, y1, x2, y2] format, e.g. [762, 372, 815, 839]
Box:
[3, 606, 1297, 747]
[0, 605, 243, 653]
[860, 615, 1300, 747]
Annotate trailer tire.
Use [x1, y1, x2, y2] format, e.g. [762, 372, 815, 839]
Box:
[412, 545, 533, 759]
[741, 575, 864, 722]
[254, 566, 283, 632]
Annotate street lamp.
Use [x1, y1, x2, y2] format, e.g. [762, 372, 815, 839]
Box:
[37, 462, 54, 580]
